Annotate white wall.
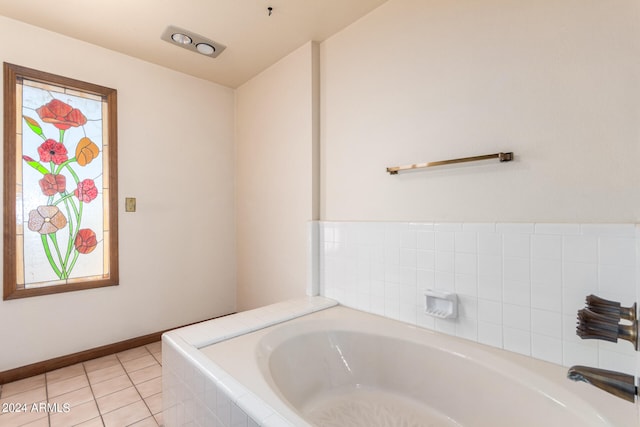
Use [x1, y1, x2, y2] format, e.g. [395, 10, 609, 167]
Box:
[320, 0, 640, 223]
[316, 0, 640, 399]
[235, 42, 320, 310]
[0, 17, 236, 371]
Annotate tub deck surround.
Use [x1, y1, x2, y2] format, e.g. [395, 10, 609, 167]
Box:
[163, 298, 637, 427]
[162, 296, 338, 426]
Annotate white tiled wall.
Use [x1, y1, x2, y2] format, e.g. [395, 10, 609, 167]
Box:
[163, 337, 267, 427]
[317, 221, 640, 375]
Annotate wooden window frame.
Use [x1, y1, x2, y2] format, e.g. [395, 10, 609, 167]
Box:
[3, 63, 118, 300]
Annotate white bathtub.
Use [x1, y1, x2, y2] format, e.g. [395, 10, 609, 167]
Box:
[162, 297, 638, 427]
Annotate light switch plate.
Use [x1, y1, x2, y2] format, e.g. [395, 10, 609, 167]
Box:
[125, 197, 136, 212]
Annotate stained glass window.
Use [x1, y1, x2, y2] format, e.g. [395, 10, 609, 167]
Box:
[4, 63, 118, 299]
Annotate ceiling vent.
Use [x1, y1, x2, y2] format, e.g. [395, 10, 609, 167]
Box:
[161, 25, 226, 58]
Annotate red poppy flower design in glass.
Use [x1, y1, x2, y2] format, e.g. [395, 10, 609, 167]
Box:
[36, 99, 87, 130]
[39, 174, 66, 196]
[74, 179, 98, 203]
[37, 139, 68, 165]
[75, 229, 97, 254]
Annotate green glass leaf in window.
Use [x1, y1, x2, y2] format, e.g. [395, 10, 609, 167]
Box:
[22, 155, 49, 175]
[23, 116, 44, 137]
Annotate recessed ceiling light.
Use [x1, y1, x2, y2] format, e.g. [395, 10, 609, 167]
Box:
[161, 25, 226, 59]
[171, 33, 192, 45]
[196, 43, 215, 55]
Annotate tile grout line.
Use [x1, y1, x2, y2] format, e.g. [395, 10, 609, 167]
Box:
[143, 345, 163, 426]
[142, 346, 164, 426]
[81, 361, 106, 427]
[117, 347, 158, 427]
[135, 346, 162, 426]
[44, 371, 51, 427]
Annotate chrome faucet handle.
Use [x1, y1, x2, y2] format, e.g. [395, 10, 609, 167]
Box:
[567, 365, 637, 403]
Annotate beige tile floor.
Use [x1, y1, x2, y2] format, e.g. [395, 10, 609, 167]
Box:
[0, 342, 163, 427]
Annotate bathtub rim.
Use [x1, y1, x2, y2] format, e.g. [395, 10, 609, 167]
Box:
[162, 296, 638, 427]
[205, 305, 638, 427]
